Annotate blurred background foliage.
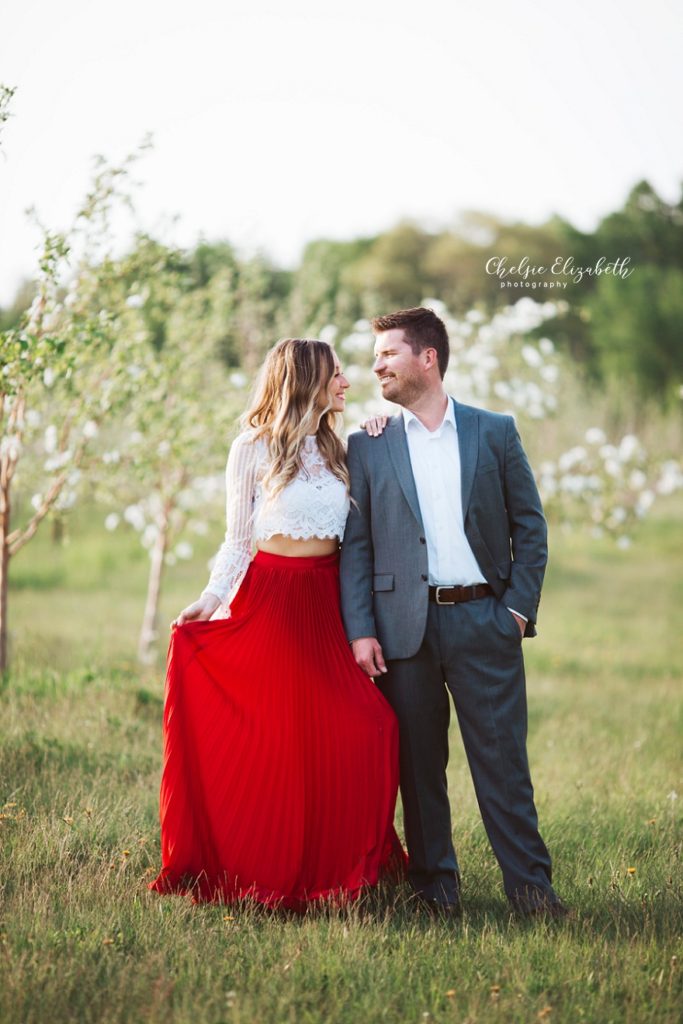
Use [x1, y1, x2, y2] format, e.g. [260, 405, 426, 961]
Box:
[3, 178, 683, 410]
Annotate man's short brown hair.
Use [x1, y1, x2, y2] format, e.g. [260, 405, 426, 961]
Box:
[371, 306, 449, 379]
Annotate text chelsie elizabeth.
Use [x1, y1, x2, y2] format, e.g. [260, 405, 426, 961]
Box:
[485, 256, 635, 290]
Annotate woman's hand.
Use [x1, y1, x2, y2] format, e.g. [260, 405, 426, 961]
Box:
[361, 414, 388, 437]
[171, 593, 221, 628]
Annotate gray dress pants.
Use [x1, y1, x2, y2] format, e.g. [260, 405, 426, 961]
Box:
[378, 595, 555, 908]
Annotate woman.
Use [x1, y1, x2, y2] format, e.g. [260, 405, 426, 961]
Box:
[149, 338, 405, 910]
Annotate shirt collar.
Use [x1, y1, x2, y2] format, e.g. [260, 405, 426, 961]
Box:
[402, 397, 456, 436]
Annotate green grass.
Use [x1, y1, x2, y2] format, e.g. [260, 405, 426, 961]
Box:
[1, 499, 682, 1023]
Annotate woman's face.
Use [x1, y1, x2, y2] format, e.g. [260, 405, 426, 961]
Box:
[320, 353, 349, 414]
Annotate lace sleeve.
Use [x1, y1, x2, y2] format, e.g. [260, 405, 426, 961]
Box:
[201, 432, 260, 610]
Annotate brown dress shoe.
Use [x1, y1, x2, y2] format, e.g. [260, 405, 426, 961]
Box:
[415, 894, 463, 919]
[514, 897, 571, 920]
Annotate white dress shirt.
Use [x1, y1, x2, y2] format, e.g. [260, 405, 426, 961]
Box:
[403, 401, 527, 622]
[403, 401, 486, 586]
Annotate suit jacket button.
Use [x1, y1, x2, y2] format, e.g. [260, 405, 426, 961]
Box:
[421, 574, 428, 582]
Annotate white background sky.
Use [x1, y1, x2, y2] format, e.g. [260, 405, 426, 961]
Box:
[1, 0, 681, 305]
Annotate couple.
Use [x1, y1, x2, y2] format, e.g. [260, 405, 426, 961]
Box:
[149, 306, 566, 918]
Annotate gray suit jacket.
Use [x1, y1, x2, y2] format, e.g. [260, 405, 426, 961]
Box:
[339, 398, 548, 660]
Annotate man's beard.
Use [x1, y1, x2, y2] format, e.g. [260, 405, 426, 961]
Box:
[379, 374, 425, 407]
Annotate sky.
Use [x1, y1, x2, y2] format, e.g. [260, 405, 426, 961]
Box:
[1, 0, 682, 305]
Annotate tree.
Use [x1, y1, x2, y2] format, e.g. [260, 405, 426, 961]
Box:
[587, 264, 683, 409]
[91, 238, 245, 663]
[0, 150, 151, 673]
[287, 237, 373, 336]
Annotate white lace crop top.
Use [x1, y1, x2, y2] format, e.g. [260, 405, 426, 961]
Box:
[202, 431, 350, 609]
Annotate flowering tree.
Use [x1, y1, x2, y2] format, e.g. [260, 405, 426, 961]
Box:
[0, 152, 150, 672]
[91, 257, 245, 663]
[537, 431, 683, 546]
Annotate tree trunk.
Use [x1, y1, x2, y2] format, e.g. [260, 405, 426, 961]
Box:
[137, 511, 169, 665]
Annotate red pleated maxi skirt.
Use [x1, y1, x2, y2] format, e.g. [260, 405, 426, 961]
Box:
[149, 550, 406, 909]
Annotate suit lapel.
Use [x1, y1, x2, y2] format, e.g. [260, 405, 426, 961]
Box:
[385, 415, 424, 528]
[453, 398, 479, 516]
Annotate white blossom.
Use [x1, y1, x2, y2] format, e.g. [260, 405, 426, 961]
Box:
[27, 295, 43, 330]
[123, 504, 146, 531]
[585, 427, 607, 445]
[104, 513, 120, 531]
[558, 447, 587, 472]
[1, 433, 20, 460]
[175, 541, 193, 560]
[142, 524, 159, 549]
[55, 489, 76, 511]
[82, 420, 99, 439]
[341, 331, 372, 355]
[635, 490, 655, 515]
[655, 461, 683, 495]
[521, 345, 543, 368]
[319, 324, 338, 344]
[618, 435, 640, 461]
[44, 450, 73, 472]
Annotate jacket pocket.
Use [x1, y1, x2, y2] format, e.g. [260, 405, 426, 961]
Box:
[373, 573, 395, 592]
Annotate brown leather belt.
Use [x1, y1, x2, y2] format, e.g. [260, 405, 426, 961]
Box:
[428, 583, 493, 605]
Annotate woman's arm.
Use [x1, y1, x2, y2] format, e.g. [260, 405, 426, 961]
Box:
[173, 433, 259, 625]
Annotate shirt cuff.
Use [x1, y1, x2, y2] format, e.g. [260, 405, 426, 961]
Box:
[506, 607, 528, 622]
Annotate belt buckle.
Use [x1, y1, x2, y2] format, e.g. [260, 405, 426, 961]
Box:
[435, 586, 455, 605]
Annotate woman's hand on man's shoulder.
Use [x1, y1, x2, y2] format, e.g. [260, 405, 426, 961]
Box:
[360, 415, 388, 438]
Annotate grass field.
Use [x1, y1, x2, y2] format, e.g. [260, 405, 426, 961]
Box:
[1, 498, 681, 1023]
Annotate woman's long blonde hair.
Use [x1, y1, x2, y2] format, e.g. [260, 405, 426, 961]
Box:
[241, 338, 349, 498]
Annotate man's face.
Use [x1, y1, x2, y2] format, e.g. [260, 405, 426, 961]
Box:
[373, 329, 426, 406]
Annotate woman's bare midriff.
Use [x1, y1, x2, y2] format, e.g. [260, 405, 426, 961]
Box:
[256, 534, 340, 557]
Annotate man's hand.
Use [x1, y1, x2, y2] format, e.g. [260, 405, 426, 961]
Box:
[510, 611, 526, 637]
[352, 637, 388, 677]
[172, 593, 221, 628]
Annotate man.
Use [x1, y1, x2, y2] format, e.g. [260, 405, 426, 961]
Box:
[340, 306, 566, 918]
